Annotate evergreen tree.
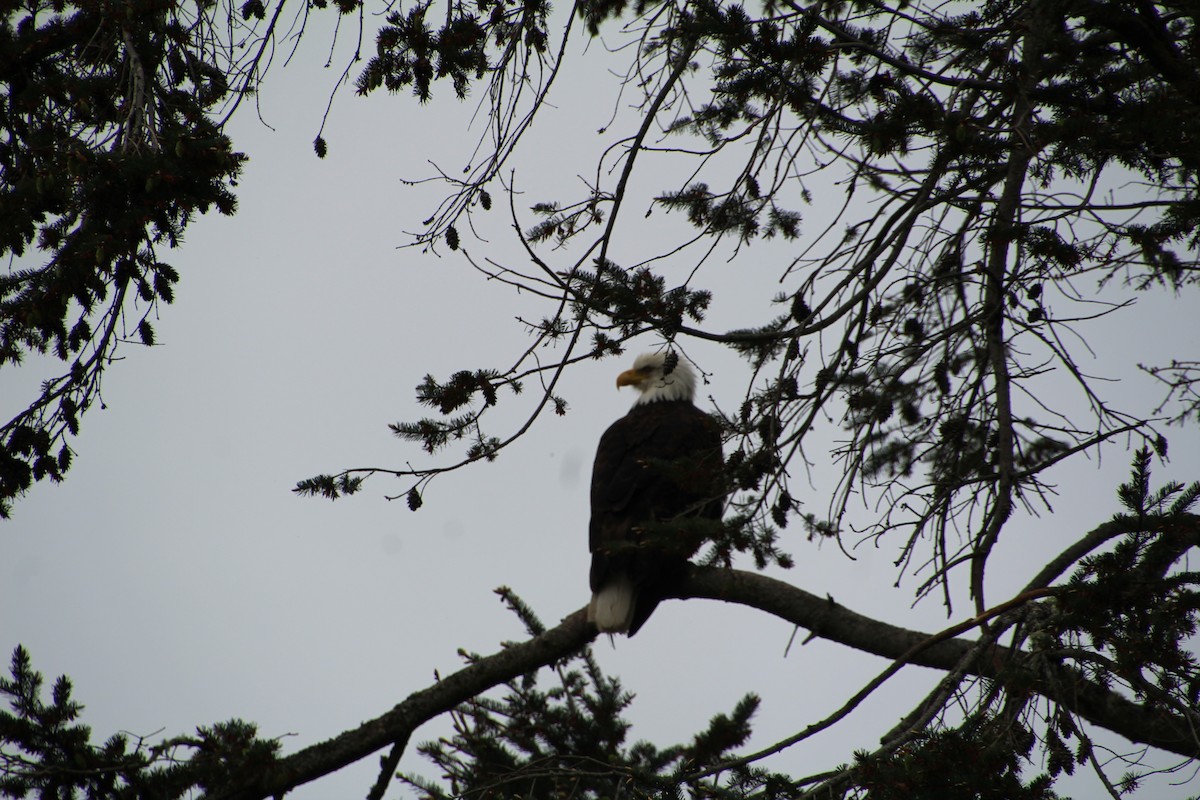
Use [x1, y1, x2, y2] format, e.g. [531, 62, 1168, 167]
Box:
[0, 1, 244, 517]
[3, 0, 1200, 797]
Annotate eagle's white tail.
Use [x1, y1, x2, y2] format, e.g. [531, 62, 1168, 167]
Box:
[587, 576, 636, 634]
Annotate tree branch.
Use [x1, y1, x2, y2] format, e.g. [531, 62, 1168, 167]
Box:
[679, 567, 1200, 760]
[214, 557, 1198, 799]
[214, 611, 595, 800]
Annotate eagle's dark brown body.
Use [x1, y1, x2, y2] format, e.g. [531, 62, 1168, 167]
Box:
[589, 398, 724, 636]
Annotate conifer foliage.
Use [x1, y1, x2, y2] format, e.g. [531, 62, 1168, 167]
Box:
[3, 0, 1200, 798]
[299, 0, 1200, 604]
[398, 589, 784, 800]
[0, 1, 244, 518]
[0, 645, 279, 799]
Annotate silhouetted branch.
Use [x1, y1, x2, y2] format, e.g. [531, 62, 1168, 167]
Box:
[213, 611, 595, 800]
[214, 544, 1200, 799]
[680, 565, 1200, 759]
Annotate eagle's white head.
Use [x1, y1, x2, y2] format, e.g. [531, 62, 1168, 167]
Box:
[616, 351, 698, 405]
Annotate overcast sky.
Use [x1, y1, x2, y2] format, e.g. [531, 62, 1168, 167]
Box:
[2, 9, 1199, 799]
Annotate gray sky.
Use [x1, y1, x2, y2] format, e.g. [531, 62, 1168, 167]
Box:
[3, 10, 1199, 798]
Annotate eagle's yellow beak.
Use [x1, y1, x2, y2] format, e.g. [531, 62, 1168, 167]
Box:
[616, 369, 644, 389]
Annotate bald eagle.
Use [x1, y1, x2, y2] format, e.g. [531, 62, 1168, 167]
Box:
[587, 351, 725, 636]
